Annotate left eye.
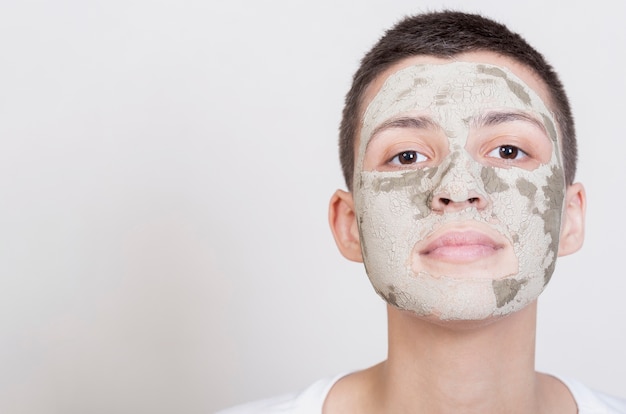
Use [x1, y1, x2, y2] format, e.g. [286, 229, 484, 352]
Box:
[487, 145, 528, 160]
[389, 150, 428, 165]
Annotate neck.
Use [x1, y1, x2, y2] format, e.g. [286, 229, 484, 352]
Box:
[324, 301, 577, 414]
[378, 303, 541, 413]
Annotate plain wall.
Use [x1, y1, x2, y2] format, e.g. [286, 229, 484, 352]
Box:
[0, 1, 624, 412]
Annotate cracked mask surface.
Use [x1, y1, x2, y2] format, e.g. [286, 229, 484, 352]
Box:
[354, 62, 565, 320]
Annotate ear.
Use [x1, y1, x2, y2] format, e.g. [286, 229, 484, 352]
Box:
[328, 189, 363, 262]
[558, 182, 586, 256]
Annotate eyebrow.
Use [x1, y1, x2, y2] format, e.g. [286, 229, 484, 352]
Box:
[366, 111, 549, 151]
[471, 111, 548, 134]
[368, 116, 439, 148]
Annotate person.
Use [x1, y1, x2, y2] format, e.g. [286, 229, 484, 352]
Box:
[218, 11, 626, 413]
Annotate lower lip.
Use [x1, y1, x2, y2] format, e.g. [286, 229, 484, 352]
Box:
[422, 244, 499, 263]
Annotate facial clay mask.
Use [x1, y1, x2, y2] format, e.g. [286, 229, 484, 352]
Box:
[354, 62, 565, 320]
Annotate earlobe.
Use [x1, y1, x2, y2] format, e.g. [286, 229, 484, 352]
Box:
[558, 182, 586, 257]
[328, 190, 363, 263]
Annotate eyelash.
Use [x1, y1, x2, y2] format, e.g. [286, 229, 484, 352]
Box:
[382, 145, 530, 169]
[388, 150, 428, 165]
[487, 145, 529, 161]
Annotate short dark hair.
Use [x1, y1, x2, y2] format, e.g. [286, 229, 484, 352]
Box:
[339, 11, 577, 189]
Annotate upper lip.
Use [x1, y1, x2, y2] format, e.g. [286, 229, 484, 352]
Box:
[419, 229, 505, 255]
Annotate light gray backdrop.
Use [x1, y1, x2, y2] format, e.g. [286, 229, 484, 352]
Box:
[1, 1, 624, 413]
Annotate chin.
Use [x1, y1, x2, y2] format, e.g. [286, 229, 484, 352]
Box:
[389, 300, 536, 331]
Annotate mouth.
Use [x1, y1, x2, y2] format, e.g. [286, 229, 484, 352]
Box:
[419, 230, 505, 264]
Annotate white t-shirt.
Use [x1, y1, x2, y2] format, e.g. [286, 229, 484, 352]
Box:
[217, 373, 626, 414]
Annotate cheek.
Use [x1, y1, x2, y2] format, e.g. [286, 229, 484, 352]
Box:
[488, 165, 565, 279]
[355, 170, 436, 270]
[489, 188, 535, 236]
[357, 169, 437, 218]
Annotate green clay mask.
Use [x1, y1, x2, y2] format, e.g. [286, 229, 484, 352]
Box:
[354, 62, 565, 320]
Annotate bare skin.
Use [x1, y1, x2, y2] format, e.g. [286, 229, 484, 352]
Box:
[323, 303, 577, 413]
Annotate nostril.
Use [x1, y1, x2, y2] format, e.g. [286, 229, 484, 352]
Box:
[435, 196, 484, 209]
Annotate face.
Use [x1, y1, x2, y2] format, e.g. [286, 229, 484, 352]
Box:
[353, 55, 565, 321]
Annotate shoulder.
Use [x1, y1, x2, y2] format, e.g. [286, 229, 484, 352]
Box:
[556, 375, 626, 414]
[215, 374, 348, 414]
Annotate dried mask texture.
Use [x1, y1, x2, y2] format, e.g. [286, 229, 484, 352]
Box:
[354, 62, 565, 320]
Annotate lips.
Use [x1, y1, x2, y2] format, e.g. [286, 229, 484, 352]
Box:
[419, 230, 505, 263]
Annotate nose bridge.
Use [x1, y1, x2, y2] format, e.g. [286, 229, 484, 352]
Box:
[433, 148, 487, 203]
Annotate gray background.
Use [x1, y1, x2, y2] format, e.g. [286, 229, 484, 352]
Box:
[1, 0, 624, 413]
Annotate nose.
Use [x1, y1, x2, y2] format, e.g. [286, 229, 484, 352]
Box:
[431, 190, 488, 212]
[429, 152, 490, 213]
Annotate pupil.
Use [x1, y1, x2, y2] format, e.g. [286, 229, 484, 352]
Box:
[400, 151, 416, 164]
[500, 146, 518, 159]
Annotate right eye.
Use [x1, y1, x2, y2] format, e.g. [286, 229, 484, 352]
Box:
[388, 150, 428, 165]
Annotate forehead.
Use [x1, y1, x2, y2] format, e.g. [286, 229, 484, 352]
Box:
[361, 52, 554, 117]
